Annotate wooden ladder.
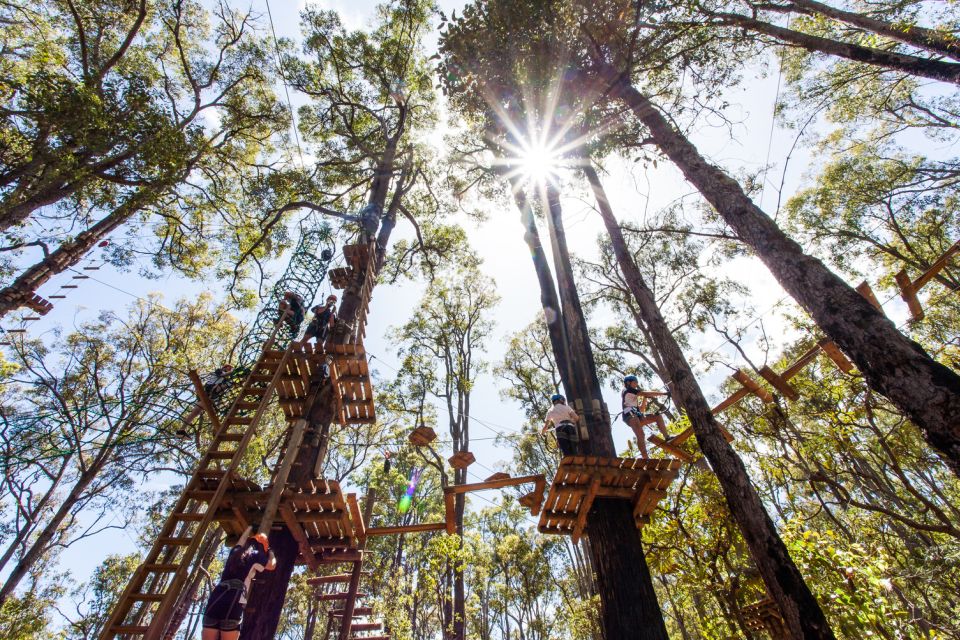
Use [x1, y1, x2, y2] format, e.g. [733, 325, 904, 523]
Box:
[99, 340, 295, 640]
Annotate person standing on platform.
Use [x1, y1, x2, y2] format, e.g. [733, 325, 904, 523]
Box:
[541, 393, 581, 457]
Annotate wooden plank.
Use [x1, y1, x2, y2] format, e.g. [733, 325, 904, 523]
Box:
[731, 369, 773, 403]
[444, 474, 545, 495]
[279, 505, 319, 571]
[855, 281, 883, 311]
[365, 522, 447, 536]
[444, 492, 457, 535]
[818, 339, 853, 374]
[913, 239, 960, 290]
[571, 476, 601, 544]
[758, 365, 800, 401]
[346, 493, 365, 544]
[781, 343, 822, 381]
[710, 387, 749, 415]
[895, 269, 924, 321]
[647, 435, 695, 463]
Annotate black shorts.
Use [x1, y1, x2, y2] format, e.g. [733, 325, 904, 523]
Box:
[203, 582, 244, 631]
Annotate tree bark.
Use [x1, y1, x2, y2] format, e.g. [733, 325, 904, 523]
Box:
[582, 162, 835, 639]
[711, 11, 960, 85]
[602, 68, 960, 477]
[237, 529, 299, 640]
[511, 178, 668, 640]
[0, 185, 166, 319]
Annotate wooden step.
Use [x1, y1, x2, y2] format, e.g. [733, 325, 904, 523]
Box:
[130, 593, 166, 602]
[185, 490, 215, 500]
[316, 592, 368, 601]
[173, 512, 205, 521]
[228, 417, 253, 425]
[109, 625, 148, 634]
[306, 574, 354, 585]
[330, 606, 373, 617]
[207, 450, 237, 460]
[351, 622, 382, 631]
[143, 563, 179, 572]
[158, 536, 192, 546]
[217, 433, 244, 442]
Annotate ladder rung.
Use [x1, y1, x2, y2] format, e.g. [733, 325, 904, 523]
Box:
[185, 490, 215, 500]
[72, 275, 90, 279]
[130, 593, 166, 602]
[110, 625, 148, 634]
[62, 285, 79, 289]
[159, 536, 192, 546]
[207, 450, 236, 460]
[197, 470, 226, 479]
[143, 563, 179, 572]
[217, 433, 243, 442]
[22, 316, 40, 321]
[49, 295, 67, 298]
[83, 266, 100, 270]
[235, 402, 259, 410]
[228, 417, 252, 425]
[173, 512, 205, 521]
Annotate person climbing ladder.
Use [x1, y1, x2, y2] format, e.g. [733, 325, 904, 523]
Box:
[622, 375, 671, 457]
[541, 393, 580, 457]
[201, 526, 276, 639]
[302, 294, 338, 345]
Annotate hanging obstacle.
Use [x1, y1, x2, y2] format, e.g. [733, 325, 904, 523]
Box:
[408, 425, 437, 446]
[894, 240, 960, 321]
[537, 457, 681, 543]
[448, 451, 476, 469]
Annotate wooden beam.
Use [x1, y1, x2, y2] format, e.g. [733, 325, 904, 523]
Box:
[188, 370, 221, 432]
[346, 493, 365, 545]
[257, 418, 308, 536]
[818, 339, 854, 374]
[895, 269, 924, 321]
[732, 369, 773, 403]
[444, 491, 456, 535]
[758, 365, 800, 401]
[913, 239, 960, 290]
[781, 343, 821, 380]
[710, 387, 749, 415]
[647, 435, 695, 463]
[855, 281, 883, 311]
[279, 505, 319, 571]
[572, 476, 601, 544]
[365, 522, 447, 536]
[442, 474, 546, 495]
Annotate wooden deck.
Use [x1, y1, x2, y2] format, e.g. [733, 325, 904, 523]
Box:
[538, 457, 681, 543]
[741, 597, 786, 636]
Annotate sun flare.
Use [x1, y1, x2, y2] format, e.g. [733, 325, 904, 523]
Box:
[516, 141, 563, 185]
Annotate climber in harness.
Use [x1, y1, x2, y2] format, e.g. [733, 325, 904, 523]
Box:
[622, 375, 671, 457]
[179, 364, 236, 430]
[277, 291, 306, 334]
[541, 393, 580, 457]
[303, 294, 338, 345]
[202, 526, 276, 639]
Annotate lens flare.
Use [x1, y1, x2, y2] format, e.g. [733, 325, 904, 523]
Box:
[398, 467, 423, 514]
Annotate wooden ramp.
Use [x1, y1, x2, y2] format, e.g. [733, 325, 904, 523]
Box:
[538, 457, 681, 543]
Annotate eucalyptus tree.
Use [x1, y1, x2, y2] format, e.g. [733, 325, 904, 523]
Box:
[0, 293, 238, 606]
[443, 0, 960, 486]
[387, 264, 498, 640]
[0, 0, 288, 317]
[238, 2, 443, 635]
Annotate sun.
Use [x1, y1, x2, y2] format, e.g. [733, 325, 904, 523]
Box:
[516, 140, 563, 185]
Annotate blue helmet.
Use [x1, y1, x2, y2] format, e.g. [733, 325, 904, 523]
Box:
[623, 375, 639, 385]
[550, 393, 565, 404]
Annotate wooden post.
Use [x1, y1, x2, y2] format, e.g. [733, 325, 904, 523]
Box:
[257, 418, 307, 537]
[894, 269, 924, 321]
[188, 370, 222, 432]
[855, 281, 883, 311]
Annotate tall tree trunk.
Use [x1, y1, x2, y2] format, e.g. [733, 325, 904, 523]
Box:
[512, 180, 669, 640]
[601, 68, 960, 477]
[581, 161, 837, 640]
[778, 0, 960, 60]
[0, 185, 166, 319]
[508, 179, 578, 396]
[241, 141, 402, 637]
[710, 11, 960, 84]
[0, 465, 100, 603]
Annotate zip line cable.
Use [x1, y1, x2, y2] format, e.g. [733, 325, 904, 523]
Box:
[263, 0, 306, 168]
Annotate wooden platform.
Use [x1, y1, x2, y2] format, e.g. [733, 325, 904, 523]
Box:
[213, 478, 362, 569]
[267, 342, 376, 425]
[741, 597, 786, 635]
[538, 457, 681, 543]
